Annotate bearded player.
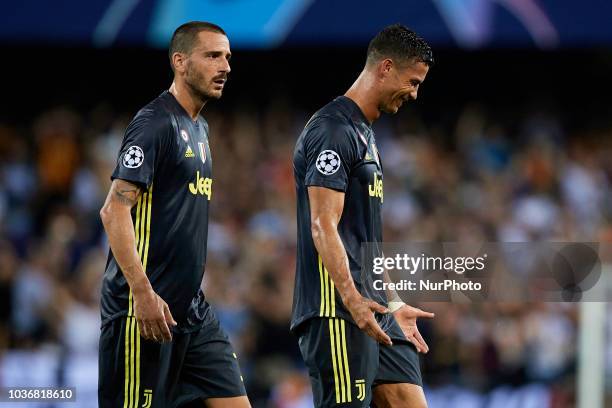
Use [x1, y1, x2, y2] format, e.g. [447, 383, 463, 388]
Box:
[99, 22, 250, 408]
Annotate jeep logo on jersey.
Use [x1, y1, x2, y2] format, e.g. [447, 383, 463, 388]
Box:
[316, 150, 341, 175]
[122, 146, 144, 168]
[188, 170, 212, 200]
[369, 173, 383, 202]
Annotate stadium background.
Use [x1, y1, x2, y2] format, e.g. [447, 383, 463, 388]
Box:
[1, 1, 612, 407]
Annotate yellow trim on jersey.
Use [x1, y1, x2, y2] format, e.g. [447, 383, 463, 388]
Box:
[323, 265, 330, 316]
[328, 318, 352, 403]
[138, 190, 147, 260]
[330, 275, 336, 317]
[318, 256, 336, 318]
[142, 185, 153, 271]
[124, 185, 152, 407]
[129, 196, 143, 317]
[319, 256, 325, 316]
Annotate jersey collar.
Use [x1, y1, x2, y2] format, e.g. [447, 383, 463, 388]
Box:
[335, 95, 371, 129]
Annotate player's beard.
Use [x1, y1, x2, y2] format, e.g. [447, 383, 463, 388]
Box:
[379, 98, 399, 115]
[379, 91, 408, 115]
[184, 62, 221, 102]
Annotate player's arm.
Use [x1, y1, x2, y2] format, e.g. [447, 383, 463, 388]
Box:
[381, 267, 404, 311]
[308, 186, 392, 345]
[100, 179, 176, 342]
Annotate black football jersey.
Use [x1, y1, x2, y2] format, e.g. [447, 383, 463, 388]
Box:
[101, 91, 214, 332]
[291, 96, 385, 330]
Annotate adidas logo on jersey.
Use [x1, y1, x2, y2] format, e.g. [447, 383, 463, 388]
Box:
[185, 146, 195, 158]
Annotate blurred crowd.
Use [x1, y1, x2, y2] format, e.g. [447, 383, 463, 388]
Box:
[0, 97, 611, 407]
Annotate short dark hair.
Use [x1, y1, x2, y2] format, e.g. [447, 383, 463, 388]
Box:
[366, 24, 434, 67]
[168, 21, 226, 69]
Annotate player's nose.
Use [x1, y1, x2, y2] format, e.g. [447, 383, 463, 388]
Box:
[221, 59, 231, 74]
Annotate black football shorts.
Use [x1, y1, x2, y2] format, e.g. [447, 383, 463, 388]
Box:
[98, 307, 246, 408]
[296, 313, 422, 408]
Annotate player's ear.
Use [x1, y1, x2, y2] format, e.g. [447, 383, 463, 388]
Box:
[378, 59, 393, 79]
[172, 52, 187, 74]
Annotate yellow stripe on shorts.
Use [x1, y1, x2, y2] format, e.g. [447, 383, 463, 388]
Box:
[328, 318, 351, 403]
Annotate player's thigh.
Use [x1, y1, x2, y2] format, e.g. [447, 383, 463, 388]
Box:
[297, 317, 378, 408]
[99, 316, 179, 408]
[176, 311, 247, 405]
[372, 383, 427, 408]
[204, 396, 251, 408]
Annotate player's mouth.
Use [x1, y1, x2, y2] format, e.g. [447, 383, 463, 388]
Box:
[212, 77, 227, 90]
[397, 94, 411, 108]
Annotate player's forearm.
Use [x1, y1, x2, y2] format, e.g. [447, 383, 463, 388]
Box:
[381, 268, 407, 312]
[100, 204, 152, 294]
[381, 269, 400, 301]
[311, 220, 361, 304]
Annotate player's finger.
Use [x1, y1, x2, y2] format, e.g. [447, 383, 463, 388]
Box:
[157, 318, 173, 342]
[149, 321, 162, 342]
[163, 303, 177, 326]
[407, 331, 426, 353]
[368, 300, 389, 314]
[138, 319, 150, 339]
[366, 320, 392, 345]
[414, 330, 429, 353]
[413, 337, 426, 353]
[416, 308, 435, 319]
[142, 321, 154, 340]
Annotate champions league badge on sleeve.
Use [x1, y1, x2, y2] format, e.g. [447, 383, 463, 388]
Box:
[316, 150, 341, 175]
[122, 146, 144, 168]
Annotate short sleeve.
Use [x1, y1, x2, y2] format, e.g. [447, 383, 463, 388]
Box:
[111, 114, 170, 189]
[304, 118, 360, 192]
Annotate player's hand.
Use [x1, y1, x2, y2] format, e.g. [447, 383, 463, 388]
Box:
[344, 294, 392, 345]
[133, 288, 177, 343]
[393, 304, 434, 353]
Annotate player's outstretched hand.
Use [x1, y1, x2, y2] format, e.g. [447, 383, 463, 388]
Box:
[345, 294, 392, 345]
[133, 288, 178, 343]
[393, 304, 434, 353]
